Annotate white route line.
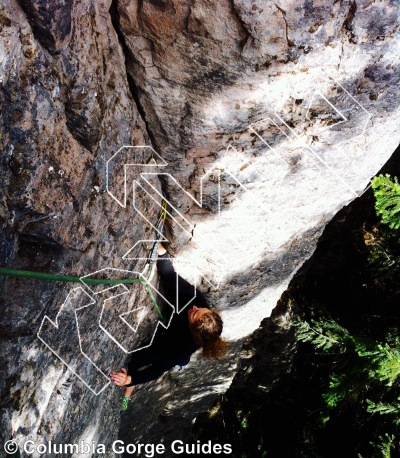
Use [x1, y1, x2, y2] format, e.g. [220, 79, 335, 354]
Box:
[119, 306, 146, 334]
[123, 239, 167, 261]
[133, 177, 193, 236]
[132, 174, 229, 265]
[39, 77, 372, 394]
[249, 77, 371, 198]
[273, 111, 359, 197]
[45, 145, 272, 389]
[305, 90, 348, 133]
[37, 287, 111, 396]
[329, 80, 371, 142]
[89, 267, 175, 349]
[106, 145, 167, 208]
[248, 118, 290, 166]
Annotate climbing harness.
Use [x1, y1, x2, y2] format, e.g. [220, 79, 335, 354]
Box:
[0, 199, 169, 321]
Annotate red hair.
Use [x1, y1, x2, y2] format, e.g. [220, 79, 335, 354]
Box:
[189, 310, 227, 359]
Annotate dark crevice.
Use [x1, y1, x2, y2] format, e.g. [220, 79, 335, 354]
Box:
[342, 0, 358, 44]
[109, 0, 172, 241]
[16, 0, 72, 54]
[147, 0, 176, 13]
[109, 0, 160, 150]
[64, 106, 96, 152]
[273, 2, 295, 48]
[228, 0, 255, 51]
[18, 232, 65, 249]
[183, 1, 194, 34]
[0, 327, 35, 339]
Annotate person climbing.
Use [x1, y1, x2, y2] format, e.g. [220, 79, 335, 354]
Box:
[110, 243, 226, 411]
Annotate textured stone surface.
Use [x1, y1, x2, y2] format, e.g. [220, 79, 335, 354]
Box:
[116, 2, 399, 450]
[0, 0, 162, 454]
[17, 0, 72, 54]
[189, 144, 400, 457]
[0, 0, 399, 456]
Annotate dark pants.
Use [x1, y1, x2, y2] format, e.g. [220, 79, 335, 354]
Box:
[125, 254, 205, 385]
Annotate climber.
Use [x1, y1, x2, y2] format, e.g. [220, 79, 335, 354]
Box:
[110, 243, 226, 410]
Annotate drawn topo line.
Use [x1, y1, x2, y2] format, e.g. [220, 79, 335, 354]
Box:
[39, 78, 371, 393]
[37, 287, 111, 396]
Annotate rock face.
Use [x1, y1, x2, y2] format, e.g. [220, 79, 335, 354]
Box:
[0, 0, 399, 457]
[189, 144, 400, 457]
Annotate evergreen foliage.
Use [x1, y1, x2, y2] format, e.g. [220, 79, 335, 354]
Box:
[367, 342, 400, 386]
[192, 166, 400, 458]
[372, 174, 400, 229]
[369, 434, 395, 458]
[367, 399, 400, 424]
[292, 197, 400, 456]
[294, 316, 400, 431]
[294, 317, 349, 352]
[361, 224, 400, 290]
[321, 373, 347, 408]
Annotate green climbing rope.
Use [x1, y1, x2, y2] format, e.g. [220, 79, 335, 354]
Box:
[0, 267, 143, 285]
[0, 266, 165, 320]
[0, 267, 164, 321]
[0, 199, 169, 321]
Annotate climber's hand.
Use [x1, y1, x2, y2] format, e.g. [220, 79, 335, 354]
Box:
[110, 368, 132, 386]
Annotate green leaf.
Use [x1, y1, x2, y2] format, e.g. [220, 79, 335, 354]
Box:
[372, 174, 400, 229]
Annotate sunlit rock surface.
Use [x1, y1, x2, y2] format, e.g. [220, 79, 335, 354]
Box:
[0, 0, 399, 456]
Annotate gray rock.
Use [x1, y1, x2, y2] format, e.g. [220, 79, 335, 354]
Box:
[0, 0, 399, 456]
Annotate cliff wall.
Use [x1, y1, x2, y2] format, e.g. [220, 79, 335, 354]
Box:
[0, 0, 399, 456]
